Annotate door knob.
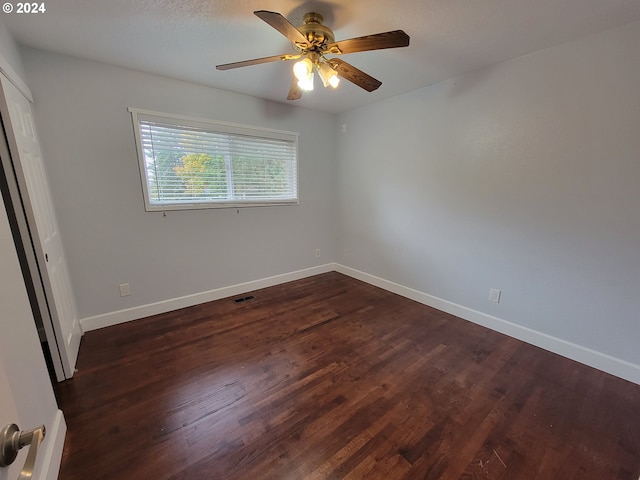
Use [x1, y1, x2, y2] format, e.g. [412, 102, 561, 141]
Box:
[0, 423, 46, 476]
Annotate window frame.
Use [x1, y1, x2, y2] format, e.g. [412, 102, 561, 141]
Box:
[129, 108, 299, 211]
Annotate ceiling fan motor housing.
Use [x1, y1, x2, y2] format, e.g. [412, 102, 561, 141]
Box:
[297, 12, 335, 51]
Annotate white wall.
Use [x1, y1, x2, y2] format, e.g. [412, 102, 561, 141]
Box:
[21, 48, 338, 321]
[337, 20, 640, 369]
[0, 19, 27, 82]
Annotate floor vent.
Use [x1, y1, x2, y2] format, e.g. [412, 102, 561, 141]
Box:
[233, 295, 255, 304]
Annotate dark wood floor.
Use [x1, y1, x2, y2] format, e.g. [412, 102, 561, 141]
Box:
[55, 272, 640, 479]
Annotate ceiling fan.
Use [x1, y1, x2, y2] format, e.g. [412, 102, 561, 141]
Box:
[216, 10, 410, 100]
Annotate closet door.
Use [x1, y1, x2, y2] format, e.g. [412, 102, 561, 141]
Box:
[0, 74, 81, 378]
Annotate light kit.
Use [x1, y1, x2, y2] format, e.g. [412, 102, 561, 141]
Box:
[293, 56, 340, 91]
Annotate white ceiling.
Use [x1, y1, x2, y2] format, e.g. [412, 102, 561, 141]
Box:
[5, 0, 640, 113]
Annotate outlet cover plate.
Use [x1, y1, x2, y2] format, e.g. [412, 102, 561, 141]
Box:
[119, 283, 131, 297]
[489, 288, 501, 303]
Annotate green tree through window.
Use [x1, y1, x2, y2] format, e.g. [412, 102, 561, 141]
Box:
[131, 108, 298, 211]
[173, 153, 226, 198]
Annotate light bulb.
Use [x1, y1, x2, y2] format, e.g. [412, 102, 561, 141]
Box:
[293, 58, 313, 82]
[297, 72, 314, 91]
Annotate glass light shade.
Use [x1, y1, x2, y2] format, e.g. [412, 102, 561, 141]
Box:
[317, 62, 340, 88]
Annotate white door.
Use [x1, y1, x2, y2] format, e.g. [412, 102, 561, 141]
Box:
[0, 74, 81, 379]
[0, 177, 65, 480]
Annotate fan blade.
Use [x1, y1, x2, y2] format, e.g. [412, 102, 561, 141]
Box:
[287, 77, 303, 101]
[254, 10, 309, 47]
[325, 30, 410, 55]
[330, 58, 382, 92]
[216, 53, 299, 71]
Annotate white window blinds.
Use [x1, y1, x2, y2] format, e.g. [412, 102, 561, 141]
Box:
[129, 109, 298, 210]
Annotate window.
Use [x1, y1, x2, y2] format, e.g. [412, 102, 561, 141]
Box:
[129, 108, 299, 211]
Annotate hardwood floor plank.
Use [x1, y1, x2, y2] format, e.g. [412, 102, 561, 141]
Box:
[55, 272, 640, 479]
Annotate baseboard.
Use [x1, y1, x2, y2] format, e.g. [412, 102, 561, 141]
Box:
[79, 262, 640, 385]
[39, 409, 66, 480]
[334, 264, 640, 385]
[80, 264, 335, 332]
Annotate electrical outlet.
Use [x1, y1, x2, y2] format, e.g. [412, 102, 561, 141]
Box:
[315, 249, 321, 257]
[489, 288, 501, 303]
[119, 283, 131, 297]
[343, 248, 348, 257]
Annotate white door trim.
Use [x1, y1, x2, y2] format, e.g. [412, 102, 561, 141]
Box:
[0, 51, 32, 102]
